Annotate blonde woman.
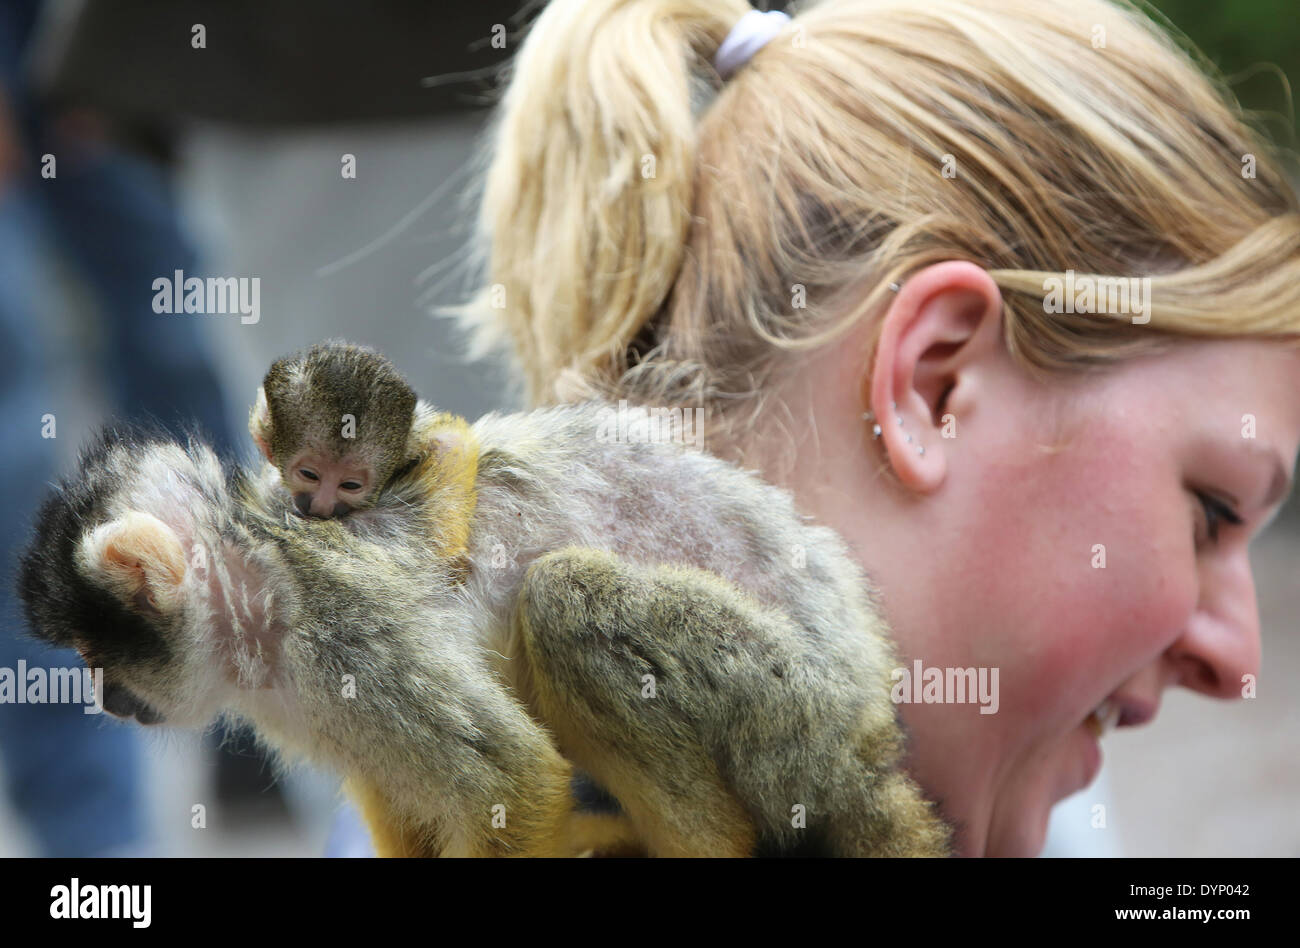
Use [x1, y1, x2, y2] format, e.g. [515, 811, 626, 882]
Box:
[447, 0, 1300, 856]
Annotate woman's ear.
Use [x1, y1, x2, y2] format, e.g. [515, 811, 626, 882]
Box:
[866, 261, 1004, 492]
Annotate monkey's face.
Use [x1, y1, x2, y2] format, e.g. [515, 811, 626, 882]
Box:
[18, 431, 239, 729]
[282, 448, 375, 518]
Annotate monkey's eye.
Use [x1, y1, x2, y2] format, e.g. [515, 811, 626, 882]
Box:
[340, 481, 363, 492]
[299, 469, 320, 482]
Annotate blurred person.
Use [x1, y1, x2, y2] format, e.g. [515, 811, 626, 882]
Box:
[0, 143, 145, 857]
[0, 0, 240, 855]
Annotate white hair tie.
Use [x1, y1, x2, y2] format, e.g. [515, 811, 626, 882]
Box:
[714, 9, 791, 80]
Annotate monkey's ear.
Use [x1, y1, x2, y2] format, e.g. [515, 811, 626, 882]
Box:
[249, 386, 274, 462]
[78, 512, 188, 615]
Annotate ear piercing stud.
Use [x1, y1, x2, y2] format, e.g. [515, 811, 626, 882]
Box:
[863, 401, 925, 455]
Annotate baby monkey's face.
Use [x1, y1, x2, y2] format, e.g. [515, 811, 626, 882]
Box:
[283, 448, 374, 518]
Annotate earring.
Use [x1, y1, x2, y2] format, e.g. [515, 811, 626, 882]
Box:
[862, 410, 882, 439]
[864, 401, 924, 454]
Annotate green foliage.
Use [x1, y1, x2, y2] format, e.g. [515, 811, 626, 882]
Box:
[1147, 0, 1298, 145]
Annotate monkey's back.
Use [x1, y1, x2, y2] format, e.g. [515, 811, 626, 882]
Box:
[460, 401, 914, 846]
[465, 401, 893, 692]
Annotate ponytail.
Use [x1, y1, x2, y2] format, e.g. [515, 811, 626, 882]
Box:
[442, 0, 752, 406]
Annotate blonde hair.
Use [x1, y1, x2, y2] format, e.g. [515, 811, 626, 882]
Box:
[444, 0, 1300, 450]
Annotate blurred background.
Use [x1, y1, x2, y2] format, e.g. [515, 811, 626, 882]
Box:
[0, 0, 1296, 857]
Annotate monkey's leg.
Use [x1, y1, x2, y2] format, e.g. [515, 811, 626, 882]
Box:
[344, 775, 441, 857]
[333, 670, 598, 857]
[513, 546, 950, 858]
[343, 740, 582, 858]
[348, 749, 642, 858]
[514, 547, 769, 857]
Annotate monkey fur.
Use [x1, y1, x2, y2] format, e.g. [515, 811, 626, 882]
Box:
[18, 347, 952, 858]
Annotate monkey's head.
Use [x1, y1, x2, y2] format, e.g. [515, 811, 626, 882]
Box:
[249, 341, 418, 519]
[18, 426, 245, 728]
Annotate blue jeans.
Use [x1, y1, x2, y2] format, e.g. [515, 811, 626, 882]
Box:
[0, 137, 239, 855]
[0, 188, 147, 855]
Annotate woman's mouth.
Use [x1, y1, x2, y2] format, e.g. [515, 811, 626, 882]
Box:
[1084, 698, 1122, 738]
[1084, 694, 1158, 737]
[1059, 696, 1160, 810]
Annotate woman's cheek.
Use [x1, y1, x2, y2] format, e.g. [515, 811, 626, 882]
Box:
[951, 446, 1180, 720]
[1029, 498, 1199, 719]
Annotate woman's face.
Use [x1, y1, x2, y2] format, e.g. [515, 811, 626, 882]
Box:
[770, 266, 1300, 856]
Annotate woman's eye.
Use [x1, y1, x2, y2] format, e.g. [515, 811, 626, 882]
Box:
[341, 481, 363, 492]
[1197, 491, 1243, 545]
[299, 469, 319, 482]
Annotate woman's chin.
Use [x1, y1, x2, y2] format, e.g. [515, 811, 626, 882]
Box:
[982, 778, 1061, 857]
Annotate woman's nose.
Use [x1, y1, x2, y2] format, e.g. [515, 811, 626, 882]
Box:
[1167, 550, 1261, 700]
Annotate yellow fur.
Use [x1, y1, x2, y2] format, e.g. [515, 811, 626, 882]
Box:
[409, 412, 480, 560]
[345, 776, 439, 857]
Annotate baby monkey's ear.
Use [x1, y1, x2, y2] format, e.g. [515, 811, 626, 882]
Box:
[249, 386, 274, 462]
[78, 512, 188, 616]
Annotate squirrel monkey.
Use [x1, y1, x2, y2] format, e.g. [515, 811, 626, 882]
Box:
[18, 345, 952, 857]
[249, 340, 444, 519]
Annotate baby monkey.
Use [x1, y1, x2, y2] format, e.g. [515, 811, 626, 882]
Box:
[250, 341, 434, 518]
